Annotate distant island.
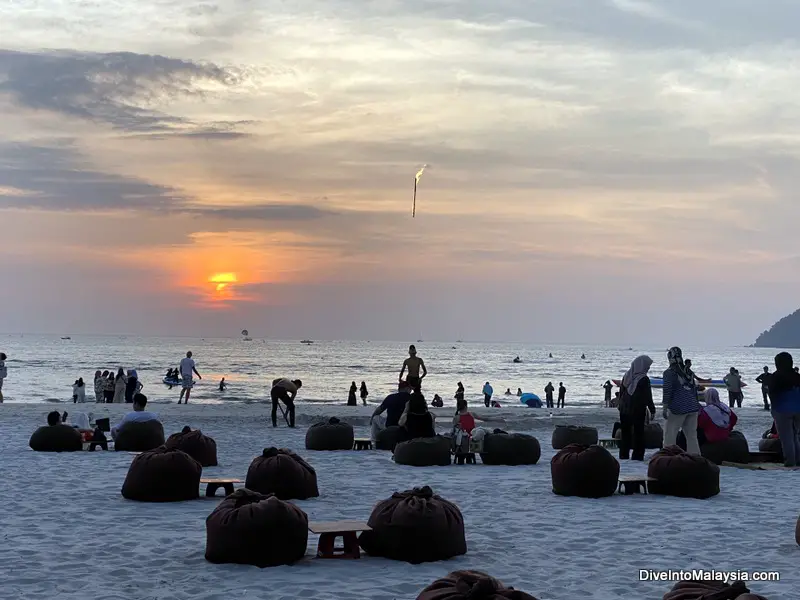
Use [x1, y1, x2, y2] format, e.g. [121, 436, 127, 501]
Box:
[753, 308, 800, 349]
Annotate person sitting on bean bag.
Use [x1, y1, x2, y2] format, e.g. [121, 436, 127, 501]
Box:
[451, 398, 475, 453]
[399, 390, 436, 441]
[111, 393, 160, 440]
[763, 421, 778, 439]
[697, 388, 737, 445]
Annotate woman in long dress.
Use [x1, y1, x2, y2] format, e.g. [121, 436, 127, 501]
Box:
[113, 368, 127, 403]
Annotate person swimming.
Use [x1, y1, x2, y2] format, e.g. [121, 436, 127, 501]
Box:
[548, 353, 553, 358]
[505, 388, 512, 395]
[516, 387, 522, 396]
[581, 353, 586, 360]
[219, 377, 226, 392]
[513, 356, 521, 363]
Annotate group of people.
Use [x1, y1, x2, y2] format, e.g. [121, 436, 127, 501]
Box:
[347, 382, 369, 406]
[90, 369, 143, 404]
[615, 346, 800, 467]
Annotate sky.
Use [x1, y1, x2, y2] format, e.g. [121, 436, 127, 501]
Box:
[1, 0, 799, 345]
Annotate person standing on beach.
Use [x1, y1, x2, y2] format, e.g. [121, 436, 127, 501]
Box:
[359, 381, 368, 405]
[618, 355, 656, 461]
[399, 344, 427, 391]
[0, 352, 7, 403]
[454, 382, 465, 403]
[603, 380, 613, 407]
[103, 370, 115, 403]
[544, 382, 555, 408]
[113, 368, 127, 404]
[347, 381, 358, 406]
[93, 371, 104, 403]
[723, 367, 745, 408]
[756, 366, 771, 410]
[482, 381, 493, 407]
[684, 359, 712, 385]
[178, 351, 202, 404]
[662, 346, 701, 454]
[557, 383, 566, 408]
[767, 352, 800, 467]
[270, 377, 302, 428]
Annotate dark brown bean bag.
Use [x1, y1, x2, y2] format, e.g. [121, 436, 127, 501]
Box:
[644, 422, 664, 449]
[305, 417, 354, 451]
[29, 424, 82, 452]
[114, 420, 165, 452]
[417, 571, 540, 599]
[662, 579, 769, 600]
[121, 446, 201, 502]
[758, 437, 783, 461]
[394, 436, 451, 466]
[676, 430, 750, 465]
[551, 425, 598, 449]
[795, 514, 800, 546]
[359, 486, 466, 563]
[205, 489, 308, 568]
[376, 425, 404, 451]
[480, 433, 541, 466]
[165, 427, 218, 466]
[647, 445, 719, 499]
[245, 447, 319, 500]
[551, 444, 619, 498]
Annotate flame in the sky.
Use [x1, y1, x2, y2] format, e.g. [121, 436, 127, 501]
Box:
[209, 272, 238, 293]
[415, 164, 428, 183]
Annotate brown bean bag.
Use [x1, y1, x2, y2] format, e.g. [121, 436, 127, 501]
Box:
[795, 514, 800, 546]
[644, 422, 664, 449]
[551, 444, 619, 498]
[114, 420, 165, 452]
[758, 437, 783, 461]
[551, 425, 598, 449]
[677, 430, 750, 465]
[359, 486, 466, 563]
[165, 427, 218, 467]
[480, 433, 541, 466]
[376, 425, 404, 451]
[205, 489, 308, 568]
[245, 447, 319, 500]
[663, 579, 769, 599]
[121, 446, 202, 502]
[29, 424, 82, 452]
[393, 436, 452, 466]
[305, 417, 354, 451]
[647, 445, 719, 499]
[417, 571, 540, 599]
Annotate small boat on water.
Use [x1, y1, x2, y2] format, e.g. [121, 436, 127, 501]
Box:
[61, 336, 71, 340]
[301, 340, 314, 344]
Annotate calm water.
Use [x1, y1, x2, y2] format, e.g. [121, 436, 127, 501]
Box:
[0, 334, 784, 406]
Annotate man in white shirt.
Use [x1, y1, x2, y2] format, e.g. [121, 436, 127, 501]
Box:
[271, 377, 302, 428]
[111, 394, 160, 439]
[178, 351, 202, 404]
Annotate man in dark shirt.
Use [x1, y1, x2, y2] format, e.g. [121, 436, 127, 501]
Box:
[371, 381, 413, 428]
[603, 380, 613, 407]
[755, 366, 771, 410]
[558, 383, 566, 408]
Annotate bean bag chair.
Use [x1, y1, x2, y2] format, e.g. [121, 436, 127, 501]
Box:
[305, 417, 354, 451]
[417, 570, 540, 599]
[758, 437, 783, 461]
[551, 444, 619, 498]
[551, 425, 598, 449]
[796, 514, 800, 546]
[29, 424, 82, 452]
[205, 489, 308, 568]
[359, 486, 466, 563]
[647, 445, 719, 499]
[121, 446, 202, 502]
[376, 425, 404, 451]
[114, 420, 165, 452]
[165, 427, 218, 467]
[394, 436, 451, 466]
[644, 422, 664, 449]
[676, 430, 750, 465]
[245, 447, 319, 500]
[663, 580, 769, 600]
[480, 432, 541, 466]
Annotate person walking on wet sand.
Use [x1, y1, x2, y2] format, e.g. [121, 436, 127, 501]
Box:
[399, 344, 427, 391]
[178, 351, 202, 404]
[482, 381, 493, 407]
[544, 382, 555, 409]
[271, 377, 302, 428]
[359, 381, 369, 405]
[557, 383, 566, 408]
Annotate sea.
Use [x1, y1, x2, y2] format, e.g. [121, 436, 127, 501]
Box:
[0, 334, 785, 407]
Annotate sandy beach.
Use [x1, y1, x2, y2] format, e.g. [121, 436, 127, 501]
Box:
[1, 402, 795, 599]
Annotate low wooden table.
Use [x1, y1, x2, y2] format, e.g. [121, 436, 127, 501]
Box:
[201, 478, 242, 497]
[618, 475, 656, 495]
[308, 520, 371, 559]
[353, 438, 373, 451]
[748, 451, 781, 463]
[83, 440, 113, 451]
[454, 453, 476, 465]
[599, 438, 619, 449]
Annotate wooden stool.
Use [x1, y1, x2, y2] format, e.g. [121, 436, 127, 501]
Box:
[748, 451, 781, 463]
[617, 475, 656, 495]
[309, 521, 371, 559]
[353, 438, 373, 451]
[599, 438, 619, 449]
[201, 478, 242, 497]
[83, 441, 111, 451]
[454, 453, 476, 465]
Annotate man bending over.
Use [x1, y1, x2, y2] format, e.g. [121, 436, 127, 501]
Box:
[271, 377, 302, 428]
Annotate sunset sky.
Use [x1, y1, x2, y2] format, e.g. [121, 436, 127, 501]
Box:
[2, 1, 799, 345]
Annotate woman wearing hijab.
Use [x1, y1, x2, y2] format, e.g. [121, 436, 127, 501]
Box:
[662, 346, 701, 454]
[618, 355, 656, 460]
[697, 388, 737, 445]
[767, 352, 800, 467]
[347, 382, 358, 406]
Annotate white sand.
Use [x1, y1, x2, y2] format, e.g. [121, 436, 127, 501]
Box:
[1, 403, 796, 600]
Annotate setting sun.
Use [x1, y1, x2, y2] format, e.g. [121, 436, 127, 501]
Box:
[209, 272, 238, 292]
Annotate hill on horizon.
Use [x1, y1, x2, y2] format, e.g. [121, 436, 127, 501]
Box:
[754, 308, 800, 349]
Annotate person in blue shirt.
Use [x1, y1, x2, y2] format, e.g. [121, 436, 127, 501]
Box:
[767, 352, 800, 467]
[482, 382, 493, 407]
[662, 346, 701, 454]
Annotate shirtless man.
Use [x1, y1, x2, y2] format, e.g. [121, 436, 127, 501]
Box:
[399, 344, 427, 392]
